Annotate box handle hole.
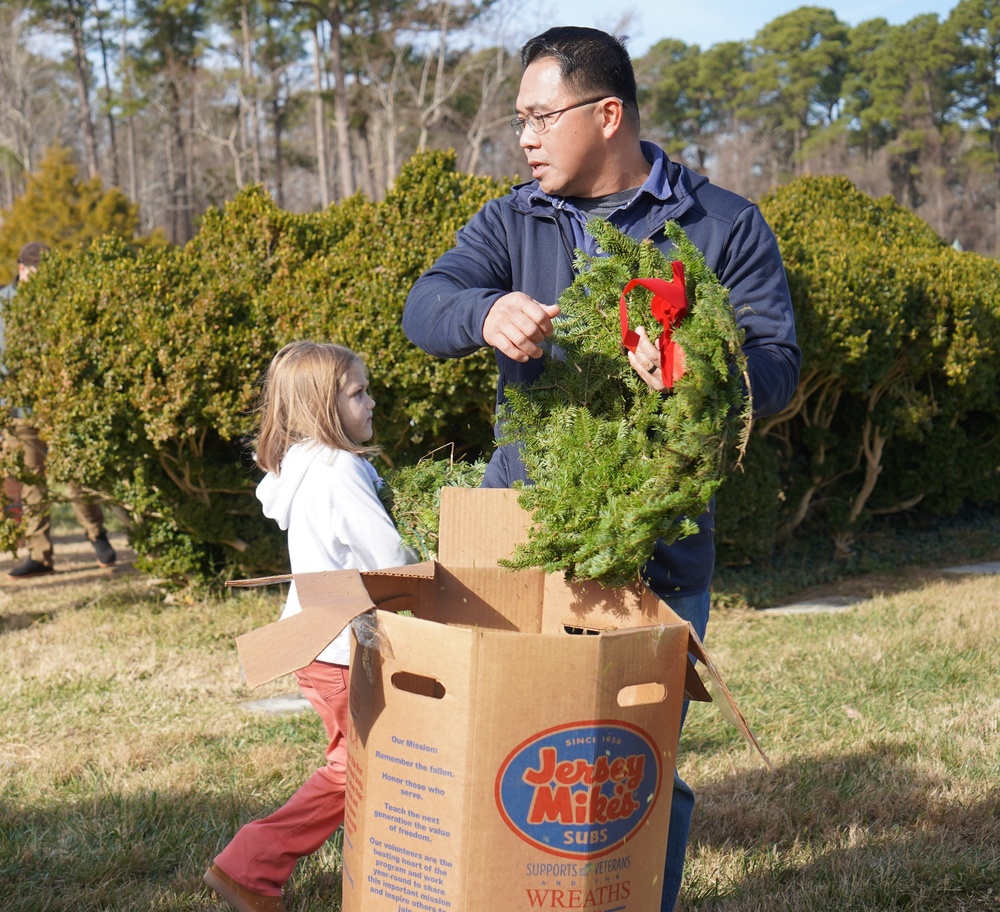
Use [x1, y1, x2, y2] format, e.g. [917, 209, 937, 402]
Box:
[391, 671, 446, 699]
[617, 682, 666, 707]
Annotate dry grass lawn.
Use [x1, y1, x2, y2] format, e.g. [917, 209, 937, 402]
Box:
[0, 531, 997, 911]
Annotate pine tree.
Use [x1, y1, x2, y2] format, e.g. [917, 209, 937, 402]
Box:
[499, 219, 751, 586]
[0, 145, 139, 279]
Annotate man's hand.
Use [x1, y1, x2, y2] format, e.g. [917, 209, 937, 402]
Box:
[483, 293, 561, 362]
[627, 325, 674, 392]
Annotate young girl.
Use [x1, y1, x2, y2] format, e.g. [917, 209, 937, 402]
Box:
[205, 341, 413, 912]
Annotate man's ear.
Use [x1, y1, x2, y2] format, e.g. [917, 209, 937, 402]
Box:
[600, 97, 626, 138]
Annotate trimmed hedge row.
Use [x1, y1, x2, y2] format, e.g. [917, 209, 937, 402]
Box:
[4, 157, 998, 581]
[2, 151, 502, 581]
[717, 175, 1000, 561]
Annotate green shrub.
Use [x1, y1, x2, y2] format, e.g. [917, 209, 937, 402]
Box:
[743, 175, 1000, 556]
[273, 152, 501, 462]
[7, 161, 999, 581]
[3, 151, 505, 583]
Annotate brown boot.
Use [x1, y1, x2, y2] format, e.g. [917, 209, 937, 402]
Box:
[204, 864, 285, 912]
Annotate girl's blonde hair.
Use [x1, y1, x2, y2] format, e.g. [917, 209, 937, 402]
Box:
[255, 341, 377, 473]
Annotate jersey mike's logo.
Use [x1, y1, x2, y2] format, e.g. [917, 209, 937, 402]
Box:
[495, 721, 661, 859]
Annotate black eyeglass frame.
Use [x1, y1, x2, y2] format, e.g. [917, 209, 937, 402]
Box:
[510, 96, 620, 137]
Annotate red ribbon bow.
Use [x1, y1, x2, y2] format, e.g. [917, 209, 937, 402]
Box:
[619, 260, 688, 388]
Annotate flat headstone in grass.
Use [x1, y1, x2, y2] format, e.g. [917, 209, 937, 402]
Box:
[940, 561, 1000, 575]
[758, 594, 862, 615]
[240, 693, 312, 714]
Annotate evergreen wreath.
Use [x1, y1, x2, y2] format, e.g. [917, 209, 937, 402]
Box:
[498, 219, 752, 587]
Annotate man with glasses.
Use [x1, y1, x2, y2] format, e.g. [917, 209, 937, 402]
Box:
[403, 26, 799, 911]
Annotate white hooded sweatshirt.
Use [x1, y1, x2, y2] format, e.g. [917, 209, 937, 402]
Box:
[256, 442, 412, 665]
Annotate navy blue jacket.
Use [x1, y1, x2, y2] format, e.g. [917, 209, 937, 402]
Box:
[403, 144, 800, 597]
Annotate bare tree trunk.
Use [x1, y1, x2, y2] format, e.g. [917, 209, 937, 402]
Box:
[416, 55, 431, 152]
[68, 7, 100, 179]
[0, 7, 40, 180]
[241, 1, 262, 184]
[126, 117, 138, 202]
[414, 3, 452, 151]
[94, 4, 120, 186]
[1, 168, 14, 211]
[385, 67, 399, 188]
[118, 0, 138, 202]
[459, 44, 509, 174]
[311, 24, 330, 208]
[165, 79, 193, 242]
[354, 121, 377, 200]
[164, 120, 179, 241]
[361, 101, 389, 197]
[994, 144, 1000, 254]
[994, 192, 1000, 255]
[212, 117, 244, 188]
[361, 43, 403, 192]
[326, 0, 354, 199]
[185, 77, 198, 239]
[270, 72, 285, 207]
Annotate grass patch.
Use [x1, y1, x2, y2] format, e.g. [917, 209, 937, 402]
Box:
[713, 502, 1000, 608]
[681, 574, 1000, 911]
[1, 569, 997, 910]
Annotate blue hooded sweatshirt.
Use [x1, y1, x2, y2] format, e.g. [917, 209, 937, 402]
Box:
[403, 143, 800, 598]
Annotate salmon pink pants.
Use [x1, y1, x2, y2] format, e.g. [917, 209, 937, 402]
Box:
[214, 661, 349, 896]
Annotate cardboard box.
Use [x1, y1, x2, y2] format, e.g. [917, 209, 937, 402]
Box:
[234, 488, 767, 912]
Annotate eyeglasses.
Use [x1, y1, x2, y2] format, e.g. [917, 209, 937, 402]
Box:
[510, 96, 616, 137]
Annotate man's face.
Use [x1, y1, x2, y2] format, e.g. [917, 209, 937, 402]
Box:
[515, 58, 608, 198]
[18, 263, 36, 284]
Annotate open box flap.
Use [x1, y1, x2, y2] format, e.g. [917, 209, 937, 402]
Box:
[235, 569, 374, 688]
[360, 561, 437, 582]
[439, 486, 530, 566]
[226, 573, 294, 587]
[687, 625, 771, 769]
[233, 565, 435, 689]
[683, 660, 712, 703]
[225, 561, 432, 593]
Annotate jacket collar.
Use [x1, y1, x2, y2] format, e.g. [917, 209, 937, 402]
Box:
[509, 142, 705, 239]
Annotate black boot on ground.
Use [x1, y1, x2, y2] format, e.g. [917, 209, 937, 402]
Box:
[91, 531, 117, 568]
[7, 557, 55, 579]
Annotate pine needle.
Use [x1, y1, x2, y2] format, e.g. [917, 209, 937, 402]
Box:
[381, 451, 487, 559]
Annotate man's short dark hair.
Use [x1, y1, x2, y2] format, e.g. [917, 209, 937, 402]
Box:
[520, 27, 639, 130]
[17, 242, 49, 269]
